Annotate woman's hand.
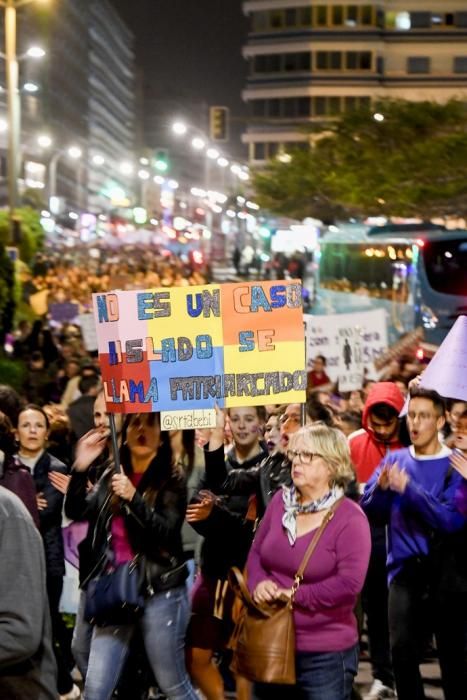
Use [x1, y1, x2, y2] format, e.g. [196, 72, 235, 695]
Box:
[275, 587, 293, 603]
[253, 579, 279, 605]
[36, 492, 47, 511]
[207, 405, 226, 452]
[111, 473, 136, 501]
[185, 490, 217, 523]
[49, 471, 71, 494]
[73, 427, 109, 472]
[451, 451, 467, 480]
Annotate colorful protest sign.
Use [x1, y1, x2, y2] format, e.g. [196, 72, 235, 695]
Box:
[304, 310, 388, 390]
[92, 281, 306, 414]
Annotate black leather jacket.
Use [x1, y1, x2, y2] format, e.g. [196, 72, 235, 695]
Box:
[64, 455, 188, 591]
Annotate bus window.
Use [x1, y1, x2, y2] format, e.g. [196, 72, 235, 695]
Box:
[319, 242, 412, 301]
[422, 240, 467, 296]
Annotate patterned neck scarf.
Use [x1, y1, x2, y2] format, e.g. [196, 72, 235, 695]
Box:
[282, 484, 344, 545]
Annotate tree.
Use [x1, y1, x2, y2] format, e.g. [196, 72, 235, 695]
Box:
[0, 243, 15, 344]
[252, 100, 467, 220]
[0, 207, 44, 264]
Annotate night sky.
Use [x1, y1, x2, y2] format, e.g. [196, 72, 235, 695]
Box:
[109, 0, 249, 156]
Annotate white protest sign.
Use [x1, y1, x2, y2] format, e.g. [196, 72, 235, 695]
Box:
[304, 309, 388, 390]
[79, 313, 98, 352]
[160, 408, 217, 432]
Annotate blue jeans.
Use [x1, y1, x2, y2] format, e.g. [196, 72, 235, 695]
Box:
[254, 644, 359, 700]
[71, 590, 93, 679]
[84, 585, 198, 700]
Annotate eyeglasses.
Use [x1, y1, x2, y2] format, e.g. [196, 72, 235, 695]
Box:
[286, 449, 321, 465]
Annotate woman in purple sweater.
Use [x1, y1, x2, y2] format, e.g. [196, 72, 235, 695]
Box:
[247, 423, 371, 699]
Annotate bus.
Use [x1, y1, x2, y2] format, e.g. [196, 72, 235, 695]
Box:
[312, 224, 467, 345]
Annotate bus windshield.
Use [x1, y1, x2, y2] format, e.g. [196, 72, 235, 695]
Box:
[422, 239, 467, 296]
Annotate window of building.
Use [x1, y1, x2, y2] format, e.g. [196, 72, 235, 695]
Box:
[332, 6, 344, 25]
[316, 6, 328, 26]
[456, 13, 467, 28]
[410, 12, 431, 28]
[297, 97, 311, 116]
[346, 6, 358, 26]
[361, 5, 374, 25]
[300, 7, 312, 25]
[268, 99, 281, 118]
[407, 56, 430, 74]
[386, 12, 411, 30]
[253, 143, 265, 160]
[283, 99, 296, 118]
[270, 10, 283, 29]
[252, 12, 268, 32]
[251, 100, 266, 117]
[314, 96, 327, 116]
[269, 143, 280, 158]
[316, 51, 372, 71]
[346, 51, 372, 70]
[454, 56, 467, 73]
[285, 9, 297, 27]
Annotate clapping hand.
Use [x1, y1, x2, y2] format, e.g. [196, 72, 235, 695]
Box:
[388, 463, 410, 494]
[451, 451, 467, 480]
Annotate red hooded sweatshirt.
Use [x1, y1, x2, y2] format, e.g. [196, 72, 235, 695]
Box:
[349, 382, 405, 484]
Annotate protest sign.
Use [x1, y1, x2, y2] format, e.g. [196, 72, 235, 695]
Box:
[304, 309, 388, 391]
[79, 313, 98, 352]
[92, 281, 306, 417]
[419, 315, 467, 401]
[49, 302, 79, 323]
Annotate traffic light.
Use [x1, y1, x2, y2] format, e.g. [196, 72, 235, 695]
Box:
[209, 106, 229, 142]
[154, 148, 169, 172]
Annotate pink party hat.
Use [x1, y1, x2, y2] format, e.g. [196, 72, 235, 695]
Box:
[420, 316, 467, 401]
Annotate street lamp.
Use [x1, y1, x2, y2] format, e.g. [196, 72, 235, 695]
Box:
[0, 0, 50, 240]
[48, 145, 82, 204]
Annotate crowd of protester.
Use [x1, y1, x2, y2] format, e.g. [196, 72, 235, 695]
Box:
[21, 246, 208, 313]
[1, 302, 467, 700]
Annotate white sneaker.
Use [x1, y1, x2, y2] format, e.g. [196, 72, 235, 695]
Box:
[364, 679, 396, 700]
[59, 684, 81, 700]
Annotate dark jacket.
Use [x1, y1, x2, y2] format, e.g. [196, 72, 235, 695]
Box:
[0, 487, 57, 700]
[190, 443, 268, 579]
[0, 454, 40, 528]
[67, 394, 96, 444]
[64, 450, 188, 591]
[27, 451, 68, 578]
[209, 450, 292, 519]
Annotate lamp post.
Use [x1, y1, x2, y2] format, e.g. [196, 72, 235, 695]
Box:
[0, 0, 48, 241]
[48, 146, 83, 207]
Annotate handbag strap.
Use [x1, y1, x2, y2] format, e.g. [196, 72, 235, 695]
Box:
[228, 567, 273, 617]
[291, 497, 344, 598]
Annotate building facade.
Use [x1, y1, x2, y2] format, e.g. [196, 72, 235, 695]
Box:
[242, 1, 467, 163]
[0, 0, 135, 214]
[88, 0, 135, 214]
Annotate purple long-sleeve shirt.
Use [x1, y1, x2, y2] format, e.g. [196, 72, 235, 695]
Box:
[246, 492, 371, 653]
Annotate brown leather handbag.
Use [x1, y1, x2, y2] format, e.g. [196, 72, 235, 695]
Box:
[229, 500, 342, 685]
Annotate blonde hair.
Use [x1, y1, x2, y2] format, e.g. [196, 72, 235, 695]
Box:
[289, 423, 355, 487]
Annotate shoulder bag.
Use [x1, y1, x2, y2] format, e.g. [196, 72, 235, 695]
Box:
[84, 556, 145, 627]
[229, 498, 343, 684]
